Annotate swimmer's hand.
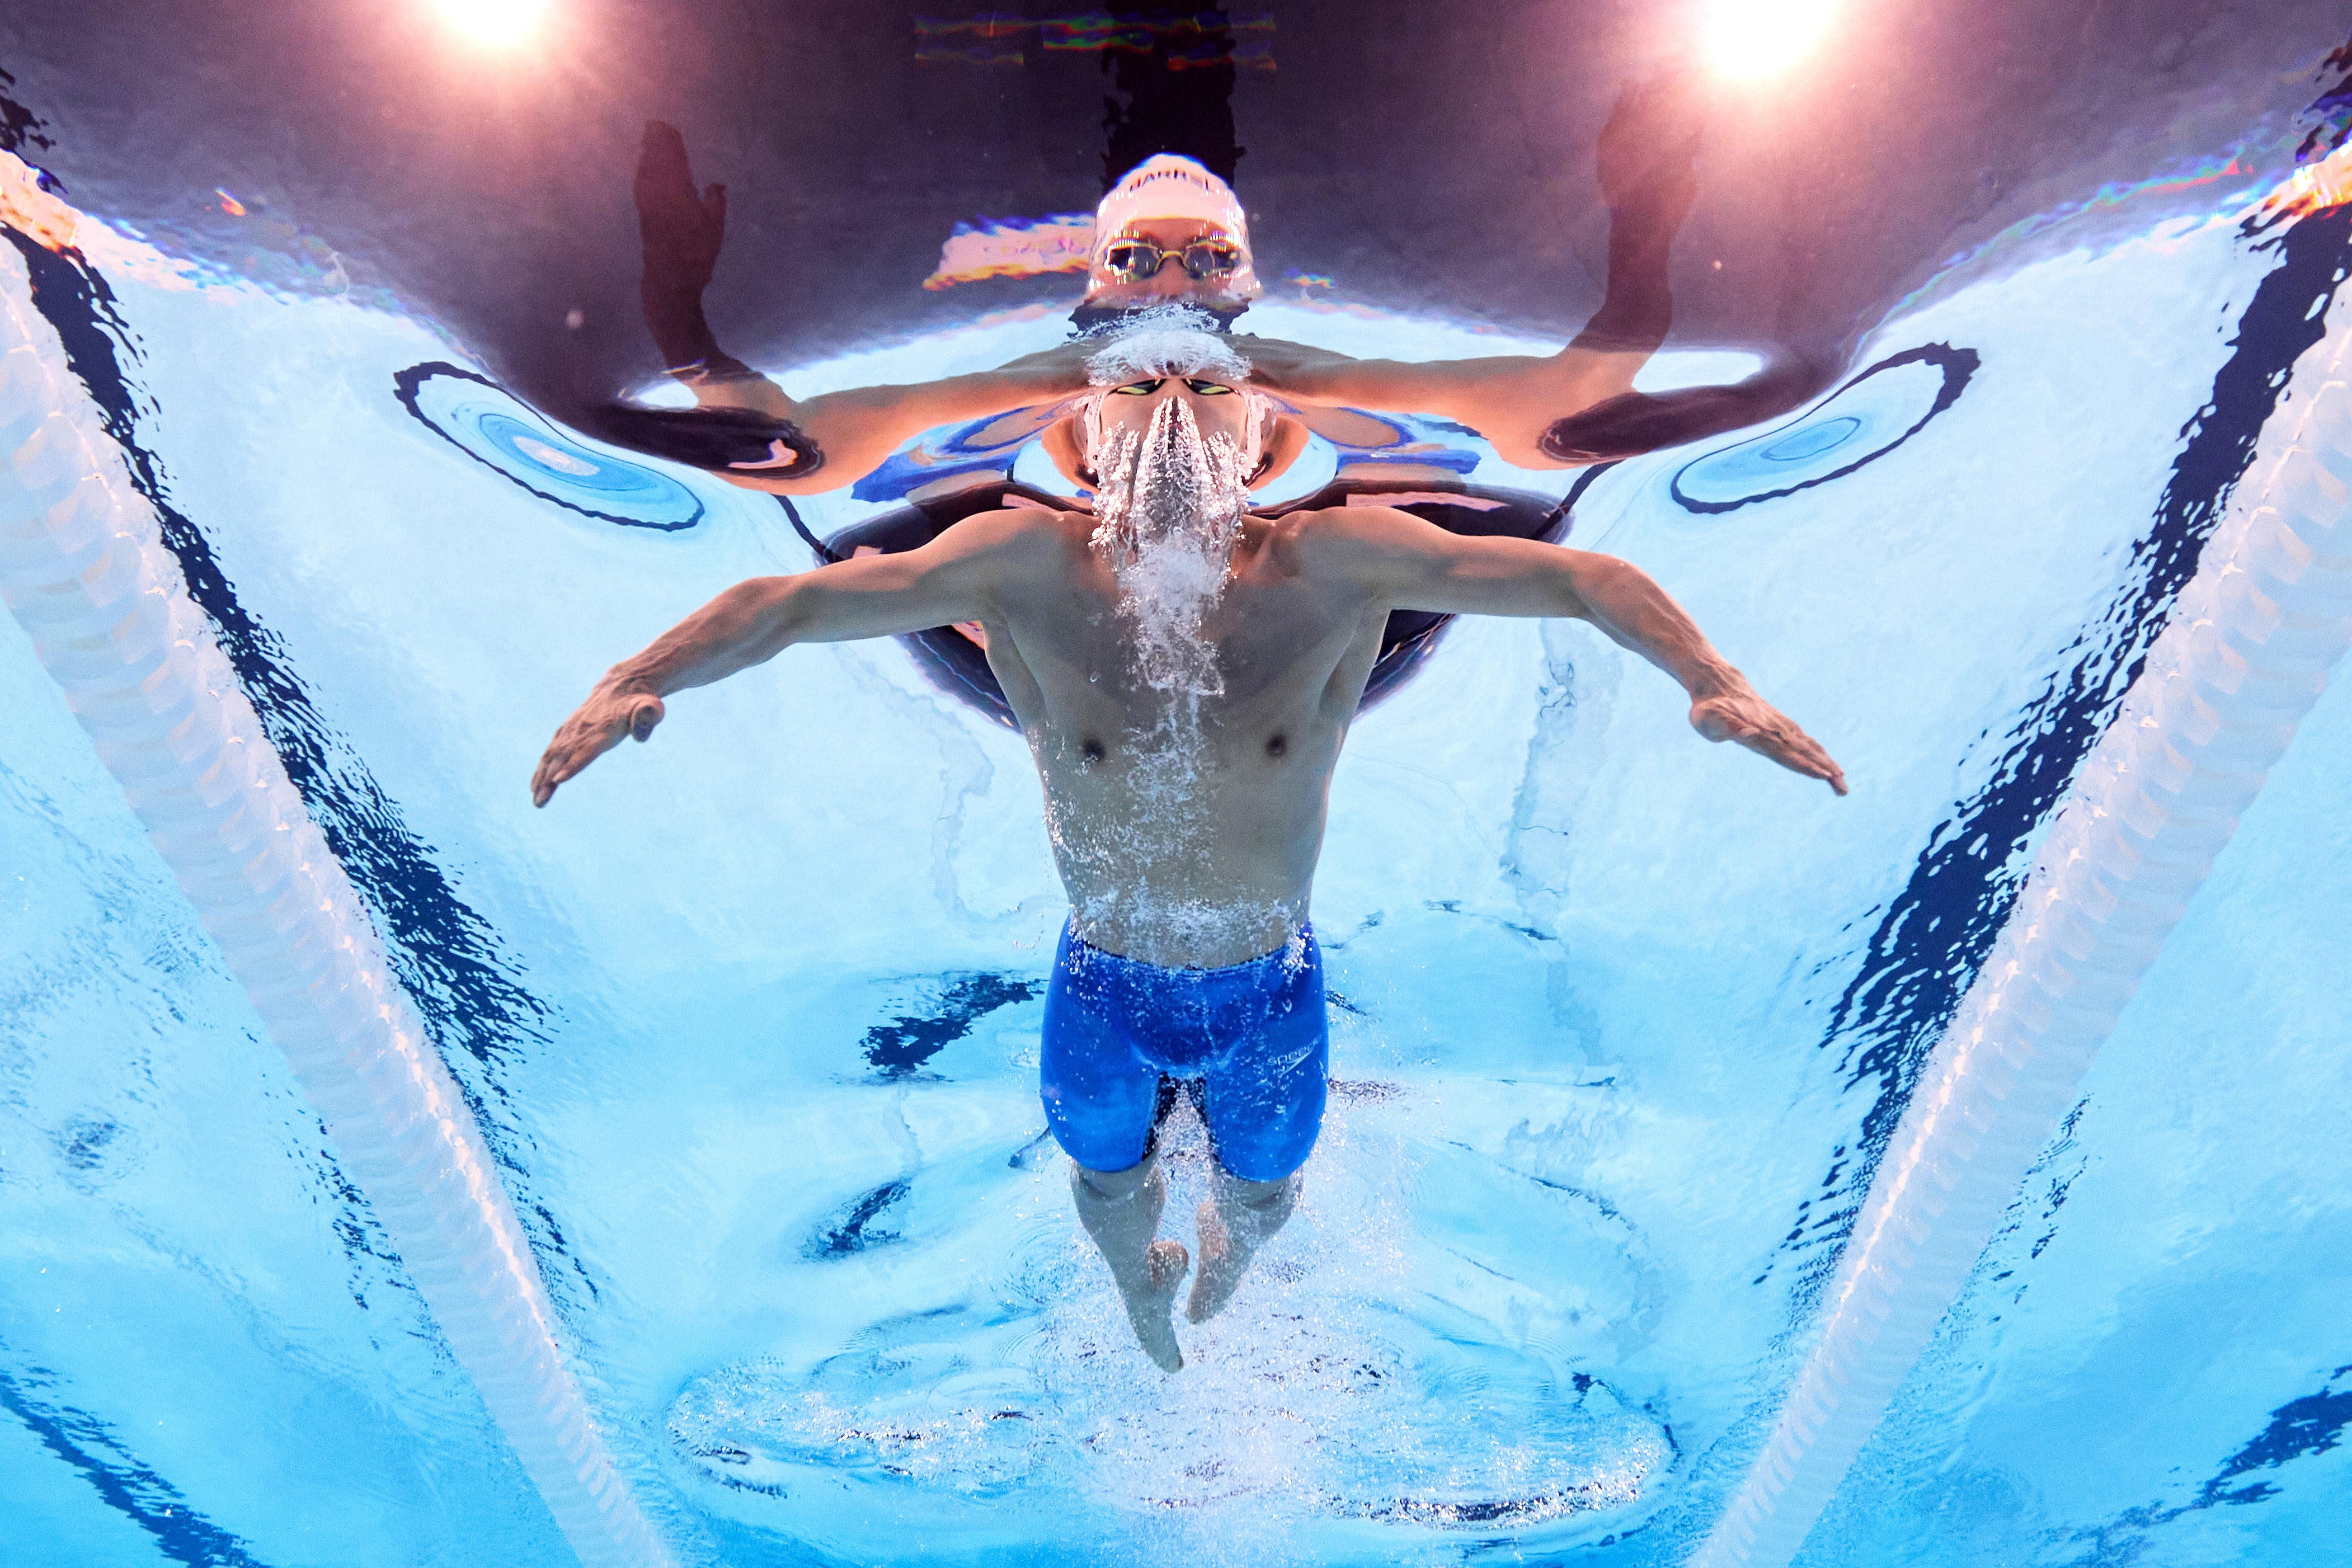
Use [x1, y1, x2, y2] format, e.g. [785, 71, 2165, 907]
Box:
[531, 679, 666, 808]
[1596, 67, 1706, 219]
[1689, 682, 1848, 797]
[637, 121, 727, 302]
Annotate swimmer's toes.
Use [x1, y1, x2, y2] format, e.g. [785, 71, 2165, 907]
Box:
[1125, 1242, 1188, 1372]
[1186, 1203, 1244, 1325]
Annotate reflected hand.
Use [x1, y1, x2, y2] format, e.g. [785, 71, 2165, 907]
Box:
[1690, 683, 1848, 796]
[1596, 68, 1707, 219]
[637, 120, 727, 301]
[531, 679, 666, 808]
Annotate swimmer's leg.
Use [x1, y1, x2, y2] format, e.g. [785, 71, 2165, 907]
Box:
[1070, 1156, 1189, 1373]
[1187, 1168, 1299, 1325]
[1187, 930, 1329, 1324]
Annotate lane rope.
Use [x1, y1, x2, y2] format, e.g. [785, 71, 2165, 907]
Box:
[0, 246, 675, 1568]
[1690, 296, 2352, 1568]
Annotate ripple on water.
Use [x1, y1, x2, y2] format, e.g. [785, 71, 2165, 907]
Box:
[1669, 342, 1978, 514]
[666, 1104, 1673, 1560]
[668, 1306, 1670, 1555]
[393, 362, 707, 530]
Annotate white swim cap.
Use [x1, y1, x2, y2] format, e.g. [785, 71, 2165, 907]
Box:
[1095, 155, 1248, 243]
[1086, 154, 1261, 303]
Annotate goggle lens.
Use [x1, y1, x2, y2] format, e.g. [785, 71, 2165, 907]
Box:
[1103, 240, 1243, 282]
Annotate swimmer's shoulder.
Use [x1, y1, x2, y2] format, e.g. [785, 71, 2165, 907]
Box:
[933, 501, 1093, 537]
[1260, 502, 1426, 565]
[926, 502, 1097, 566]
[1259, 503, 1461, 599]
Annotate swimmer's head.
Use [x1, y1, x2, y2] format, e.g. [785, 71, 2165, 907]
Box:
[1083, 154, 1262, 310]
[1045, 309, 1305, 497]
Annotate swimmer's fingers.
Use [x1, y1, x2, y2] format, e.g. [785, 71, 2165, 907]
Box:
[529, 710, 629, 807]
[635, 121, 696, 222]
[1596, 69, 1709, 211]
[1747, 723, 1847, 797]
[636, 121, 726, 294]
[529, 715, 617, 809]
[530, 691, 665, 808]
[1690, 693, 1850, 797]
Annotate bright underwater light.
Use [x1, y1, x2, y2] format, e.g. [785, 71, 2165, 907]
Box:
[427, 0, 552, 49]
[1700, 0, 1839, 80]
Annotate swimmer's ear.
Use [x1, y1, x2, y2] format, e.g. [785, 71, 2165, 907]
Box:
[1247, 413, 1310, 491]
[1042, 413, 1093, 488]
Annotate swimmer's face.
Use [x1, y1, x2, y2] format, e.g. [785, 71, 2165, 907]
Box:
[1089, 371, 1258, 462]
[1084, 218, 1252, 308]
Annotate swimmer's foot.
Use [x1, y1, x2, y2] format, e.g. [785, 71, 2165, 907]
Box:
[1122, 1239, 1190, 1372]
[1188, 1174, 1300, 1324]
[1187, 1199, 1246, 1324]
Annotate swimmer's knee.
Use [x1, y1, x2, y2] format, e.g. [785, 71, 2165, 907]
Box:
[1215, 1169, 1299, 1208]
[1074, 1155, 1159, 1200]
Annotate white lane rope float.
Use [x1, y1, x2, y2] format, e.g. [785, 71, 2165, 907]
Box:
[1690, 300, 2352, 1568]
[0, 249, 674, 1567]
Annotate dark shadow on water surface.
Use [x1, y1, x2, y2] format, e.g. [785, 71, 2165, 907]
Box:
[860, 972, 1040, 1079]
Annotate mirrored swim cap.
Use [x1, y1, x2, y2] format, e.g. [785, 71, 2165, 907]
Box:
[1086, 154, 1261, 303]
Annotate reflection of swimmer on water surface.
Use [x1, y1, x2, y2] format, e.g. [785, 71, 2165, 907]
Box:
[596, 69, 1825, 495]
[534, 319, 1847, 1372]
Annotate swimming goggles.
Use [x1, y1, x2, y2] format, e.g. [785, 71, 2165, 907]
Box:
[1099, 236, 1245, 283]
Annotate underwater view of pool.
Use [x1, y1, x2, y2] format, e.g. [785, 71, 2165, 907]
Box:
[4, 6, 2351, 1566]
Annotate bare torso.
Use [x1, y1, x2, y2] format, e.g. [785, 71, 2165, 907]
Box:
[974, 503, 1387, 968]
[529, 487, 1847, 960]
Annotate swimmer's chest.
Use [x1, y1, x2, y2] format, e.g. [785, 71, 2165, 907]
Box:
[1015, 572, 1363, 700]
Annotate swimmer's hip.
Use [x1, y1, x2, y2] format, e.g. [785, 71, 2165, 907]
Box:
[1038, 921, 1328, 1181]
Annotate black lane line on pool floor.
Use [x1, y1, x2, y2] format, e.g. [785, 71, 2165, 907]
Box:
[0, 1356, 270, 1568]
[806, 1180, 914, 1258]
[861, 972, 1040, 1079]
[2052, 1362, 2352, 1561]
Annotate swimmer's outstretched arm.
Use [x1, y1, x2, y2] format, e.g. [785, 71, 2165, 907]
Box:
[529, 511, 1039, 806]
[618, 122, 1094, 495]
[1315, 506, 1848, 794]
[1235, 73, 1825, 468]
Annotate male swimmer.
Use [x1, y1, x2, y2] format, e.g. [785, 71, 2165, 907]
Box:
[533, 321, 1846, 1371]
[600, 70, 1822, 492]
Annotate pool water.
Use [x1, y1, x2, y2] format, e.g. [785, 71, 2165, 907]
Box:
[5, 45, 2352, 1568]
